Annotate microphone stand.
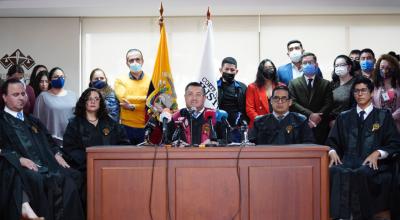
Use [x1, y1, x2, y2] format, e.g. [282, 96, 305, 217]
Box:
[240, 122, 254, 146]
[205, 117, 218, 147]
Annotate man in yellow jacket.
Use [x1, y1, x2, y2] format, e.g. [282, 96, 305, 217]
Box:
[115, 49, 151, 145]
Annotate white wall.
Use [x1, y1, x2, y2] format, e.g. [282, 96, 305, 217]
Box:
[1, 15, 399, 108]
[0, 18, 80, 92]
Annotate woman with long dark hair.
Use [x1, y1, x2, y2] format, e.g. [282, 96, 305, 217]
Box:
[31, 70, 49, 97]
[246, 59, 283, 127]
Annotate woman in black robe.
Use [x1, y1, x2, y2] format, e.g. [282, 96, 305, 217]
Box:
[63, 88, 129, 206]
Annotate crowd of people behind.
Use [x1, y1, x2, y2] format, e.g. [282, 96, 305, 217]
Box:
[1, 39, 400, 220]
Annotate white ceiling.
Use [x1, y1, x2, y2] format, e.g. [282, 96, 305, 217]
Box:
[1, 0, 400, 17]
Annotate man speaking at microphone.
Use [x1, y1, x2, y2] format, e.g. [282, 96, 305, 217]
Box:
[250, 85, 315, 145]
[164, 82, 222, 146]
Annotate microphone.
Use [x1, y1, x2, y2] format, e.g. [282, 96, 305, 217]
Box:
[204, 109, 218, 143]
[159, 111, 172, 145]
[144, 116, 158, 140]
[204, 109, 217, 126]
[216, 109, 232, 130]
[172, 117, 188, 145]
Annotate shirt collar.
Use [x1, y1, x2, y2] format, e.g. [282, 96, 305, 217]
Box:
[217, 78, 240, 88]
[273, 111, 290, 120]
[188, 107, 205, 119]
[304, 74, 316, 81]
[4, 106, 24, 121]
[356, 103, 373, 118]
[129, 71, 144, 80]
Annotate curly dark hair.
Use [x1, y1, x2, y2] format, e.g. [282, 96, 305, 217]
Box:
[255, 59, 278, 88]
[372, 54, 400, 88]
[74, 88, 108, 119]
[331, 55, 355, 87]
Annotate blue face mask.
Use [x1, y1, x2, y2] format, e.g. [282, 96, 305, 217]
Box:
[129, 63, 142, 73]
[302, 63, 317, 76]
[91, 80, 107, 89]
[51, 77, 65, 89]
[360, 60, 374, 72]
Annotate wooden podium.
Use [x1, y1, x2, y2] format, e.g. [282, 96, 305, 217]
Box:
[87, 145, 329, 220]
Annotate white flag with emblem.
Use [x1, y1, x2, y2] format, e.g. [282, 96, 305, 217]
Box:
[198, 20, 218, 109]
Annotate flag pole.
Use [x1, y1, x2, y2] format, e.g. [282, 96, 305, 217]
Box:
[159, 2, 164, 30]
[206, 7, 210, 25]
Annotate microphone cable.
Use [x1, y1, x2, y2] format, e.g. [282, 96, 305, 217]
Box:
[148, 144, 158, 220]
[231, 142, 246, 219]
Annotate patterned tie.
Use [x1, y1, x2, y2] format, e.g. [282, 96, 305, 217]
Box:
[17, 111, 24, 121]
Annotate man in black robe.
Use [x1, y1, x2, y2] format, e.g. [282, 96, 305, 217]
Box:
[250, 85, 315, 145]
[163, 82, 222, 146]
[327, 76, 400, 220]
[0, 78, 84, 220]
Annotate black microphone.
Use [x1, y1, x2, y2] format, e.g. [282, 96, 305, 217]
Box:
[160, 112, 171, 145]
[144, 116, 158, 140]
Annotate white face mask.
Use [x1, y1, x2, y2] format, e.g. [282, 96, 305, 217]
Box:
[289, 50, 302, 63]
[335, 66, 348, 76]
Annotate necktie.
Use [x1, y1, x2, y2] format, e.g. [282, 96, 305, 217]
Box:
[277, 115, 284, 121]
[17, 112, 24, 121]
[307, 78, 313, 91]
[359, 110, 366, 122]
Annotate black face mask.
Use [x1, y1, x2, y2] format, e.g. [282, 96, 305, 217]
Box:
[263, 69, 275, 80]
[222, 72, 235, 83]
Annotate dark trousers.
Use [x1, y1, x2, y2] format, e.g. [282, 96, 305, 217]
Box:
[123, 125, 145, 145]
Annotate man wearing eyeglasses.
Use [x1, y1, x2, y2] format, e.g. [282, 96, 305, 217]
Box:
[327, 76, 400, 220]
[249, 85, 314, 145]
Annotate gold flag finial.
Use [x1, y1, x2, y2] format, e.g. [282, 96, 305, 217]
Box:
[159, 2, 164, 26]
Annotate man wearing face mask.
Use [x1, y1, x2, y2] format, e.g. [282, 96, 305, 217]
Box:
[359, 48, 376, 79]
[114, 49, 151, 145]
[217, 57, 248, 143]
[288, 52, 333, 145]
[277, 40, 322, 86]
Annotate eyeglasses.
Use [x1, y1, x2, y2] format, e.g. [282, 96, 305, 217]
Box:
[87, 97, 100, 102]
[353, 88, 369, 95]
[271, 96, 290, 103]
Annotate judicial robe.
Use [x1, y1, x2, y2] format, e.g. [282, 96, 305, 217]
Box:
[327, 107, 400, 220]
[0, 112, 85, 220]
[249, 112, 315, 145]
[63, 115, 130, 172]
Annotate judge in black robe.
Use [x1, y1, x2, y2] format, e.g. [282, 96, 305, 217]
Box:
[327, 77, 400, 220]
[62, 88, 130, 208]
[0, 78, 84, 220]
[250, 85, 315, 145]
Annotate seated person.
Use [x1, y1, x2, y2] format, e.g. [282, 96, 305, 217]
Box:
[164, 82, 222, 146]
[250, 85, 314, 145]
[327, 76, 400, 220]
[0, 78, 85, 220]
[0, 152, 44, 220]
[63, 88, 130, 173]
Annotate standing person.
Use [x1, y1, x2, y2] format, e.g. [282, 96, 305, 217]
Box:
[0, 65, 36, 114]
[329, 55, 356, 127]
[372, 54, 400, 132]
[277, 39, 322, 85]
[288, 52, 333, 144]
[28, 65, 47, 87]
[115, 49, 151, 145]
[327, 76, 400, 220]
[33, 67, 77, 146]
[359, 48, 376, 79]
[89, 68, 120, 122]
[1, 78, 84, 220]
[246, 59, 283, 127]
[217, 57, 248, 142]
[250, 85, 314, 145]
[31, 70, 49, 97]
[349, 49, 361, 62]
